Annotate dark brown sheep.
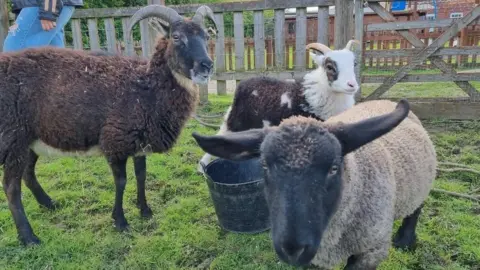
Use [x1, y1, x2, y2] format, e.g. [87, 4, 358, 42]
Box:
[0, 4, 217, 246]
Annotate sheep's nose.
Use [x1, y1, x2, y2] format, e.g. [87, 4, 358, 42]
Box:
[201, 60, 214, 71]
[347, 81, 356, 88]
[281, 241, 308, 261]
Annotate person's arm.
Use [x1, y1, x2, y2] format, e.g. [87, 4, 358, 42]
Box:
[38, 0, 62, 21]
[38, 0, 64, 30]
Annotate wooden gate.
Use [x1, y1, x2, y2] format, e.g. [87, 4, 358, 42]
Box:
[358, 1, 480, 119]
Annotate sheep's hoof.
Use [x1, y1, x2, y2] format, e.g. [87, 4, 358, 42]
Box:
[19, 234, 41, 246]
[140, 207, 153, 219]
[114, 221, 130, 232]
[41, 199, 59, 211]
[112, 212, 130, 232]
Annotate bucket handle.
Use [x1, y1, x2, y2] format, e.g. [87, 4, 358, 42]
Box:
[199, 161, 208, 177]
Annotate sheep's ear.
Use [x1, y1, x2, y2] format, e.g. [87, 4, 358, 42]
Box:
[310, 52, 325, 66]
[328, 99, 410, 156]
[148, 18, 170, 37]
[192, 129, 269, 161]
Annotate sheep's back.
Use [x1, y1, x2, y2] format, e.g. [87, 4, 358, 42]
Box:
[0, 47, 148, 101]
[326, 100, 436, 219]
[0, 47, 152, 151]
[226, 77, 310, 131]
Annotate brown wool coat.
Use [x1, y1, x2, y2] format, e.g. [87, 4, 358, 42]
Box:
[0, 39, 197, 163]
[225, 76, 320, 132]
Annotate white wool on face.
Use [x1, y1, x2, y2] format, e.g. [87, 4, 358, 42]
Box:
[302, 66, 355, 120]
[280, 92, 292, 108]
[252, 90, 259, 96]
[301, 48, 358, 120]
[327, 50, 359, 93]
[262, 120, 271, 127]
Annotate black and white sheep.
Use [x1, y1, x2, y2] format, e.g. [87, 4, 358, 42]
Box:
[0, 4, 217, 246]
[192, 99, 437, 269]
[197, 40, 360, 172]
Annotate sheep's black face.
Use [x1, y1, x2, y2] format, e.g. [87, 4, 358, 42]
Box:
[168, 21, 214, 85]
[260, 123, 344, 266]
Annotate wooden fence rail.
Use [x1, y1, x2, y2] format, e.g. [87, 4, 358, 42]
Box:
[1, 0, 480, 119]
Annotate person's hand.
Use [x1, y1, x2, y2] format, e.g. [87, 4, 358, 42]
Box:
[41, 19, 56, 31]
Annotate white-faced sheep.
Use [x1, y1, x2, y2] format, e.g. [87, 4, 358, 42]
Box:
[192, 99, 437, 269]
[0, 4, 217, 246]
[197, 40, 361, 173]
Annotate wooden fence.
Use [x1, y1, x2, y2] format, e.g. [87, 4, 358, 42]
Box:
[1, 0, 480, 119]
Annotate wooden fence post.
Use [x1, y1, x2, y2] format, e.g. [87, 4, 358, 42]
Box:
[274, 9, 285, 69]
[295, 8, 307, 71]
[214, 12, 227, 95]
[0, 0, 9, 52]
[234, 11, 245, 89]
[146, 0, 164, 57]
[334, 0, 351, 49]
[317, 6, 329, 45]
[354, 0, 364, 102]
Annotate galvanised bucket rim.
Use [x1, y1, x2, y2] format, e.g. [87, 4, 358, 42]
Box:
[201, 157, 265, 187]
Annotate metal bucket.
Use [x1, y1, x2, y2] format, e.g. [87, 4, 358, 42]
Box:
[203, 158, 270, 234]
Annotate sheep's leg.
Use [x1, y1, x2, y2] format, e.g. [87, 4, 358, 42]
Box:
[108, 157, 129, 231]
[133, 156, 153, 218]
[22, 150, 57, 210]
[393, 204, 423, 250]
[3, 152, 41, 245]
[343, 243, 389, 270]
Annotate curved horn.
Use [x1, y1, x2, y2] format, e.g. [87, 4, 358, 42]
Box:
[127, 5, 183, 37]
[192, 5, 217, 29]
[306, 43, 332, 55]
[345, 39, 361, 51]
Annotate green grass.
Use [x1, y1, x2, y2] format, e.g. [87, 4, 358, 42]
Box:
[361, 81, 480, 99]
[0, 94, 479, 270]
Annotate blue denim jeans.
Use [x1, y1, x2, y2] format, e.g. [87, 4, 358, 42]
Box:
[2, 6, 75, 52]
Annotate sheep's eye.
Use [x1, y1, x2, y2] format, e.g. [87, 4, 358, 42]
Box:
[328, 165, 338, 176]
[326, 65, 335, 71]
[354, 60, 358, 67]
[173, 35, 180, 41]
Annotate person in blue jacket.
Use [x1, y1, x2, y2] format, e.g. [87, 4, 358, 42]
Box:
[3, 0, 84, 52]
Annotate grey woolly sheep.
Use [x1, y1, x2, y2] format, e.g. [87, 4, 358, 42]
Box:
[0, 4, 217, 246]
[192, 99, 437, 269]
[197, 40, 361, 173]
